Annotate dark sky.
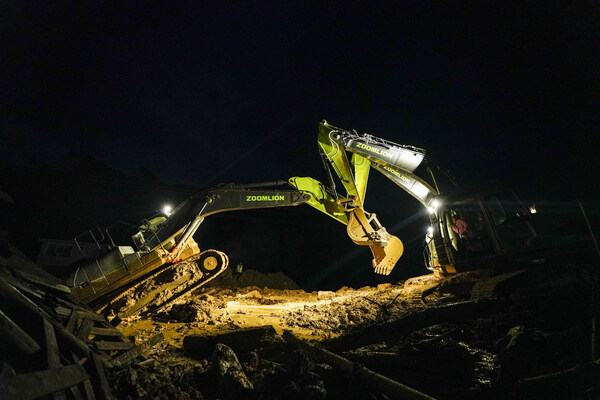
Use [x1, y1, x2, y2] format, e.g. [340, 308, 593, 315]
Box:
[3, 2, 599, 195]
[1, 2, 600, 287]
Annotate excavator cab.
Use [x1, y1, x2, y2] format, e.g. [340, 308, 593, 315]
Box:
[425, 189, 538, 275]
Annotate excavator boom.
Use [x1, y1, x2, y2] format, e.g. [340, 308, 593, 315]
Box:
[69, 185, 311, 316]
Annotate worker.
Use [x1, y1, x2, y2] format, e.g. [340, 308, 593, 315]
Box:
[451, 214, 477, 239]
[235, 262, 244, 280]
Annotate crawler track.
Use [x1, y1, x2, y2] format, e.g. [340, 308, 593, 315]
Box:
[95, 249, 228, 319]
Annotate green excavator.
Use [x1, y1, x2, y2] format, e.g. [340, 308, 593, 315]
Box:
[69, 120, 576, 319]
[67, 168, 406, 318]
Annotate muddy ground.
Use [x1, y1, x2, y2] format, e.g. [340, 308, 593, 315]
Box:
[107, 263, 600, 400]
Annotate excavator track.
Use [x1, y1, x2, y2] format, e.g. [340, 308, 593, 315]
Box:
[96, 249, 228, 319]
[470, 269, 526, 300]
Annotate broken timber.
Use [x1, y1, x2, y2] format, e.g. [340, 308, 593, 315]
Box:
[0, 244, 165, 399]
[0, 364, 89, 400]
[283, 330, 437, 400]
[0, 309, 40, 355]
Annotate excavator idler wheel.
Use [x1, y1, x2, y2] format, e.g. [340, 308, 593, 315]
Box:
[197, 250, 227, 274]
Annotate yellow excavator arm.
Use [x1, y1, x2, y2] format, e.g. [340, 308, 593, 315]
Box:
[289, 121, 438, 275]
[292, 120, 441, 276]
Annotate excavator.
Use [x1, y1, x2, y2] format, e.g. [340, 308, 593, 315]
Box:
[300, 120, 587, 278]
[68, 120, 574, 318]
[67, 179, 404, 319]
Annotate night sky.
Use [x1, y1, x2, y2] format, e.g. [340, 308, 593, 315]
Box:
[1, 2, 599, 288]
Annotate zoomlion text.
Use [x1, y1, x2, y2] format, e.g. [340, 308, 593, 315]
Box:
[246, 195, 285, 201]
[356, 142, 391, 157]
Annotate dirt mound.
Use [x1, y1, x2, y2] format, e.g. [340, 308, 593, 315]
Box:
[205, 268, 301, 290]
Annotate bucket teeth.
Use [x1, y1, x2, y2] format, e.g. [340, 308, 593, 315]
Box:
[346, 208, 403, 275]
[370, 234, 404, 275]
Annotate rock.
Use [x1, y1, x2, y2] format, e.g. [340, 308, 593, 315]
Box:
[336, 286, 353, 293]
[243, 290, 262, 299]
[317, 291, 335, 300]
[497, 325, 537, 382]
[240, 350, 259, 374]
[377, 283, 392, 290]
[212, 343, 254, 399]
[303, 384, 327, 400]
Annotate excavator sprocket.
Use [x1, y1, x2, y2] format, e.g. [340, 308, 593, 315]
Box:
[97, 249, 228, 320]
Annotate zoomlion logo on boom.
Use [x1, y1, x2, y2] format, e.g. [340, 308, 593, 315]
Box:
[246, 195, 285, 201]
[356, 142, 391, 158]
[383, 166, 410, 182]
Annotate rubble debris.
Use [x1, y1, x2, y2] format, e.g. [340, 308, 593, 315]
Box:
[325, 298, 504, 353]
[212, 343, 254, 399]
[0, 238, 165, 399]
[184, 325, 280, 358]
[283, 330, 438, 400]
[2, 229, 600, 399]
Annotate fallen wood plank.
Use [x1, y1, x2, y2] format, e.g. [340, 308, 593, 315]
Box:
[516, 358, 600, 396]
[0, 271, 46, 302]
[65, 309, 80, 333]
[13, 269, 71, 295]
[283, 330, 437, 400]
[68, 385, 85, 400]
[89, 327, 122, 337]
[0, 241, 66, 286]
[88, 352, 113, 400]
[43, 318, 67, 400]
[71, 352, 96, 400]
[55, 306, 72, 318]
[0, 309, 40, 355]
[77, 319, 95, 341]
[0, 364, 89, 400]
[94, 340, 134, 351]
[110, 332, 164, 367]
[73, 310, 107, 323]
[44, 318, 62, 368]
[0, 278, 108, 367]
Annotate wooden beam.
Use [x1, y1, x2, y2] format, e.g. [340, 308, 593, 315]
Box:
[94, 341, 134, 351]
[0, 278, 108, 367]
[110, 332, 164, 367]
[76, 319, 94, 341]
[65, 310, 80, 334]
[88, 352, 113, 400]
[44, 318, 62, 368]
[89, 327, 122, 337]
[0, 364, 89, 400]
[0, 309, 40, 355]
[43, 318, 67, 400]
[73, 310, 107, 323]
[284, 330, 437, 400]
[71, 352, 96, 400]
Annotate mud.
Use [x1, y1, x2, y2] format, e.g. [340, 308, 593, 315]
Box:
[112, 263, 600, 399]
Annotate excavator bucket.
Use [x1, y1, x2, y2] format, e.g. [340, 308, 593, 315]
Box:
[346, 207, 404, 275]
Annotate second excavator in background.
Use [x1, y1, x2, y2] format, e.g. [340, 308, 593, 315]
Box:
[298, 120, 591, 278]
